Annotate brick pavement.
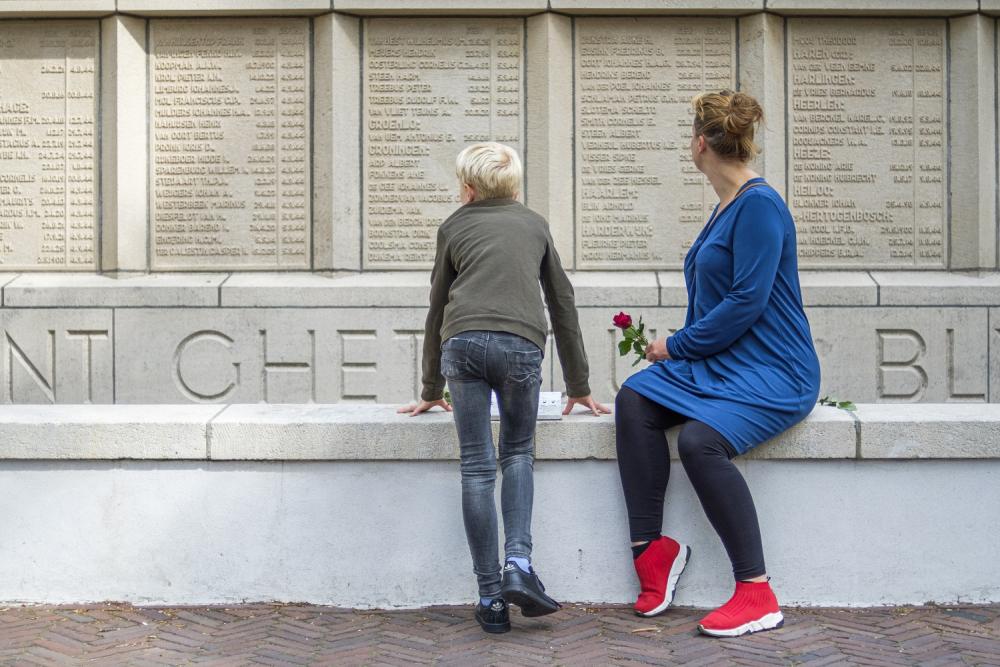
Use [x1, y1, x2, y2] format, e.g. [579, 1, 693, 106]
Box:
[1, 602, 998, 666]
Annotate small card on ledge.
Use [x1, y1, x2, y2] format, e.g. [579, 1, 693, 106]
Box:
[490, 391, 563, 421]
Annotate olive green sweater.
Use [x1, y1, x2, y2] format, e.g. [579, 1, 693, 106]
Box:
[421, 198, 591, 401]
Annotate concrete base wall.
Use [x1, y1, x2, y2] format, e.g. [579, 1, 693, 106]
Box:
[3, 459, 997, 608]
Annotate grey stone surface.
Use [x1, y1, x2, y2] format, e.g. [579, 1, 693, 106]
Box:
[948, 14, 997, 270]
[0, 20, 99, 270]
[767, 0, 976, 14]
[739, 12, 785, 198]
[526, 12, 574, 266]
[100, 15, 148, 272]
[858, 404, 1000, 458]
[118, 0, 330, 14]
[3, 273, 224, 307]
[798, 271, 878, 306]
[787, 18, 947, 269]
[0, 404, 217, 458]
[656, 272, 688, 307]
[0, 1, 113, 15]
[870, 271, 1000, 305]
[314, 13, 361, 270]
[114, 308, 429, 404]
[992, 308, 1000, 404]
[148, 18, 311, 270]
[983, 1, 1000, 15]
[0, 309, 113, 403]
[809, 307, 989, 403]
[574, 17, 736, 270]
[2, 458, 997, 606]
[334, 0, 546, 14]
[362, 18, 524, 269]
[549, 0, 762, 13]
[220, 271, 430, 307]
[566, 272, 659, 307]
[211, 403, 855, 460]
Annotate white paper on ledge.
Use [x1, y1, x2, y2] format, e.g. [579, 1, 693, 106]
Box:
[490, 391, 563, 421]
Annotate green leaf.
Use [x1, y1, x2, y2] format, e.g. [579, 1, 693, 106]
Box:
[632, 340, 644, 355]
[818, 395, 856, 412]
[631, 356, 643, 367]
[618, 339, 631, 356]
[444, 390, 452, 406]
[837, 401, 857, 411]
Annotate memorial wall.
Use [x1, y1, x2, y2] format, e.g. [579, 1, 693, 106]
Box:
[0, 1, 997, 406]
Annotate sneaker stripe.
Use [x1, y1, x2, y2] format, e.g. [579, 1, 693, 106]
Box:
[698, 611, 784, 637]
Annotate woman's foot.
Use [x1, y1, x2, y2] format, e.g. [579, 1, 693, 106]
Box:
[633, 535, 691, 617]
[697, 579, 784, 637]
[475, 598, 511, 634]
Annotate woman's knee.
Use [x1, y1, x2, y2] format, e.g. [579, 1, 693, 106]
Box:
[677, 421, 732, 467]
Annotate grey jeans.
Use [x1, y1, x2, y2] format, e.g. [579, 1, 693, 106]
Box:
[440, 330, 544, 599]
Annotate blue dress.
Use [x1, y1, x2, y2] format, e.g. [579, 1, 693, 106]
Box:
[622, 178, 821, 454]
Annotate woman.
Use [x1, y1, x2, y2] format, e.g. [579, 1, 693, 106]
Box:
[615, 90, 820, 637]
[399, 142, 609, 634]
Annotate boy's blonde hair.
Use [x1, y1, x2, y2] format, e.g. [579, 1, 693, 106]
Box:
[455, 142, 522, 201]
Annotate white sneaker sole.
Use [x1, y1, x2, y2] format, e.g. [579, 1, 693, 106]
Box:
[697, 610, 784, 637]
[637, 544, 691, 617]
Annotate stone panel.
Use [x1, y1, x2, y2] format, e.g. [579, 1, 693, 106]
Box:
[573, 17, 736, 270]
[550, 1, 761, 12]
[3, 273, 225, 307]
[787, 18, 947, 268]
[0, 1, 114, 16]
[948, 14, 997, 270]
[362, 18, 524, 269]
[100, 15, 148, 272]
[0, 308, 112, 403]
[870, 272, 1000, 306]
[768, 0, 976, 14]
[0, 20, 99, 270]
[336, 0, 546, 13]
[525, 12, 573, 265]
[119, 1, 330, 15]
[809, 307, 989, 403]
[738, 12, 785, 196]
[114, 308, 429, 404]
[992, 309, 1000, 403]
[149, 18, 311, 270]
[314, 13, 361, 270]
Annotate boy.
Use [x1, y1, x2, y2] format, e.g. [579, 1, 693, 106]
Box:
[399, 143, 608, 633]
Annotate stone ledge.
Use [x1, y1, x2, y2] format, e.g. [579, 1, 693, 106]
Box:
[869, 272, 1000, 306]
[6, 271, 986, 308]
[333, 0, 547, 15]
[983, 1, 1000, 16]
[2, 403, 995, 461]
[765, 0, 977, 14]
[117, 0, 331, 15]
[549, 0, 763, 14]
[3, 273, 226, 307]
[0, 1, 114, 16]
[857, 404, 1000, 458]
[0, 405, 220, 459]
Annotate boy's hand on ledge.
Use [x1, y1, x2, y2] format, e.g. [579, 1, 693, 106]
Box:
[563, 395, 612, 417]
[398, 400, 453, 417]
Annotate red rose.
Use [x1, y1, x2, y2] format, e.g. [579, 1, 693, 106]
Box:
[613, 312, 632, 329]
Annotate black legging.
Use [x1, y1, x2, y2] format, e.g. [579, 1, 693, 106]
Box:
[615, 386, 766, 581]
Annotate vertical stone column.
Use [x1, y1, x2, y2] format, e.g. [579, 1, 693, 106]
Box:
[739, 12, 785, 198]
[101, 15, 148, 273]
[315, 13, 362, 271]
[948, 13, 997, 271]
[526, 12, 574, 267]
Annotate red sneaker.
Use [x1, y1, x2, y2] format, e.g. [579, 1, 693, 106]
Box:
[697, 580, 784, 637]
[632, 536, 690, 617]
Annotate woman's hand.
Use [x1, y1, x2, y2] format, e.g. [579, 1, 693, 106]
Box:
[645, 337, 671, 363]
[563, 395, 612, 417]
[397, 399, 453, 417]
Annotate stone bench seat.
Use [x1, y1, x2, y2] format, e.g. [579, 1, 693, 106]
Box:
[1, 403, 998, 461]
[1, 403, 998, 609]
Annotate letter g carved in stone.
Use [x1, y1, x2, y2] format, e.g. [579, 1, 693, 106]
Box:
[172, 330, 241, 402]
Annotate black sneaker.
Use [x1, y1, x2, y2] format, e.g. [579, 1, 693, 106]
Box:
[475, 598, 511, 634]
[501, 561, 561, 617]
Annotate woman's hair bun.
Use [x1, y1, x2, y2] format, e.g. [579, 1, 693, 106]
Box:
[692, 90, 764, 162]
